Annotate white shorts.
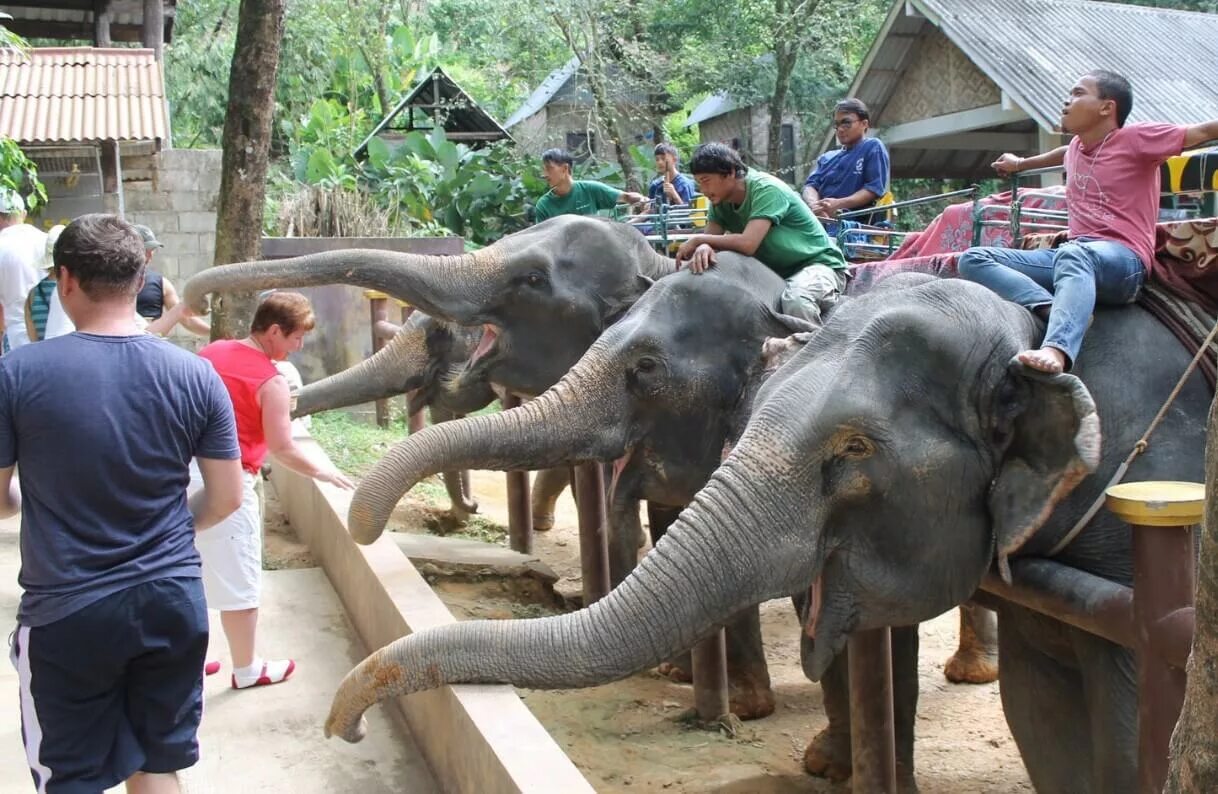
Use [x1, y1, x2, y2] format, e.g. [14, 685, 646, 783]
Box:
[194, 470, 263, 611]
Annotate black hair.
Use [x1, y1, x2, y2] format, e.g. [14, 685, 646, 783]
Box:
[1085, 70, 1133, 127]
[541, 148, 574, 169]
[689, 142, 747, 178]
[53, 213, 146, 300]
[834, 97, 870, 122]
[653, 142, 679, 159]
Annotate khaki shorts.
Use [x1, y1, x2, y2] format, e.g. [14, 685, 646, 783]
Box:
[780, 265, 849, 325]
[194, 470, 262, 611]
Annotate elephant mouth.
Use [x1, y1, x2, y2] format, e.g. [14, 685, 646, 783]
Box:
[469, 324, 501, 366]
[799, 558, 854, 681]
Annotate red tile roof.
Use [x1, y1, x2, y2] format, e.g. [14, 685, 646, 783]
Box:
[0, 47, 168, 144]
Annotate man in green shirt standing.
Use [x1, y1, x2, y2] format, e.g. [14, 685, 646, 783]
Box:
[533, 148, 647, 223]
[676, 142, 848, 324]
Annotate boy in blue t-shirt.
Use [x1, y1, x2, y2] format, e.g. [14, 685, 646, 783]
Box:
[801, 98, 890, 227]
[0, 214, 244, 794]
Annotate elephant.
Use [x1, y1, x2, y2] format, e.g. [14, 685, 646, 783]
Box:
[341, 252, 814, 719]
[183, 215, 676, 400]
[291, 310, 494, 519]
[323, 275, 1209, 793]
[293, 311, 582, 530]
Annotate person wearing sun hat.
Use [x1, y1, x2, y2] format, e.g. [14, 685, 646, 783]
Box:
[0, 188, 47, 352]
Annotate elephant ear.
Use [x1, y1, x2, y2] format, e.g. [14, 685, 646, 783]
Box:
[988, 358, 1101, 582]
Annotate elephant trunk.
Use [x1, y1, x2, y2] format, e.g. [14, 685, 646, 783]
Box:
[348, 346, 627, 543]
[641, 250, 679, 279]
[182, 248, 501, 325]
[326, 434, 819, 742]
[294, 318, 428, 418]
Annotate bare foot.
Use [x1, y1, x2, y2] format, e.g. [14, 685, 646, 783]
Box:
[1016, 347, 1066, 373]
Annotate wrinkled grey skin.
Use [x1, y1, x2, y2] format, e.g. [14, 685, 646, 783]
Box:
[291, 311, 494, 517]
[183, 216, 675, 399]
[344, 253, 812, 719]
[325, 277, 1208, 793]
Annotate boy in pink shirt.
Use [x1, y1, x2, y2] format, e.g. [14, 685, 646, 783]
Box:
[958, 71, 1218, 373]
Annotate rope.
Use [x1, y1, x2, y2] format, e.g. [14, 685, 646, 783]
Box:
[1046, 312, 1218, 556]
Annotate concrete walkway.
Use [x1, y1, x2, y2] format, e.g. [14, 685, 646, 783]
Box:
[0, 516, 438, 794]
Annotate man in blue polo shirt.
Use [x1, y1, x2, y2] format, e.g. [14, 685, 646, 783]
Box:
[1, 214, 244, 794]
[801, 98, 890, 227]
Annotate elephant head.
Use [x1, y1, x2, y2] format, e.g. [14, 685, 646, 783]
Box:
[183, 216, 676, 397]
[325, 277, 1102, 743]
[345, 252, 814, 544]
[292, 311, 494, 419]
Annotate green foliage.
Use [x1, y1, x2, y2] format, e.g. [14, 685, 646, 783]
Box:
[0, 138, 48, 213]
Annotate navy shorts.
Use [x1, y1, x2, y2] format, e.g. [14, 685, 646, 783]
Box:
[10, 576, 209, 793]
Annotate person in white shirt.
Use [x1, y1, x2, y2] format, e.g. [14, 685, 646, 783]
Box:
[0, 189, 47, 352]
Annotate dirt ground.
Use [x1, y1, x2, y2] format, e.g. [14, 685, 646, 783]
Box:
[262, 471, 1033, 793]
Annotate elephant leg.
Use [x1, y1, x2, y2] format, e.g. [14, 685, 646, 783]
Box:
[724, 606, 775, 720]
[798, 598, 920, 792]
[429, 407, 477, 519]
[607, 486, 644, 587]
[944, 601, 999, 684]
[648, 502, 693, 682]
[997, 605, 1116, 793]
[530, 467, 570, 532]
[1075, 625, 1137, 793]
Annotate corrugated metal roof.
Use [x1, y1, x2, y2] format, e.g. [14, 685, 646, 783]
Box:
[831, 0, 1218, 178]
[685, 93, 741, 128]
[0, 47, 168, 144]
[915, 0, 1218, 130]
[503, 58, 580, 128]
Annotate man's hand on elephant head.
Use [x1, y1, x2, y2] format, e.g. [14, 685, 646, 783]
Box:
[676, 240, 717, 274]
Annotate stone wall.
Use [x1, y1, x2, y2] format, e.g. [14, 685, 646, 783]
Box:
[118, 148, 223, 290]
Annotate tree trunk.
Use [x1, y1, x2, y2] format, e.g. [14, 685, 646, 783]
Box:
[1164, 391, 1218, 791]
[766, 45, 796, 178]
[210, 0, 286, 341]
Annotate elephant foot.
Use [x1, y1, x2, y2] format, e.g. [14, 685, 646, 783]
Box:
[943, 649, 998, 684]
[728, 677, 775, 721]
[657, 661, 692, 684]
[533, 512, 554, 532]
[803, 728, 851, 782]
[802, 729, 919, 791]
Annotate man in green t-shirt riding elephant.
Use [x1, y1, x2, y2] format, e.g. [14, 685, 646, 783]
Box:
[532, 148, 648, 223]
[676, 143, 848, 324]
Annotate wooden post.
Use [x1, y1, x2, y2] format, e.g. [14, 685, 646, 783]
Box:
[501, 394, 533, 554]
[366, 292, 390, 428]
[573, 463, 610, 605]
[849, 628, 897, 794]
[94, 1, 112, 47]
[1106, 482, 1202, 794]
[142, 0, 164, 60]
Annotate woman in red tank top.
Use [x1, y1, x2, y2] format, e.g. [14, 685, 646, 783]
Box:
[195, 293, 354, 689]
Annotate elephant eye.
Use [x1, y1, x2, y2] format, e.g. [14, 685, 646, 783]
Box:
[636, 356, 658, 373]
[525, 272, 545, 287]
[839, 435, 874, 459]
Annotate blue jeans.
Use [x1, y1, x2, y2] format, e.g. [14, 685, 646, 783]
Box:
[957, 239, 1145, 366]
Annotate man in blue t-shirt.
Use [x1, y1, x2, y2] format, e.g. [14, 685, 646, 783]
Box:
[801, 98, 891, 226]
[647, 143, 697, 209]
[0, 214, 244, 794]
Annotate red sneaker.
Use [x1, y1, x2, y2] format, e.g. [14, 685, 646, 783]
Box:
[204, 660, 221, 676]
[232, 659, 296, 689]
